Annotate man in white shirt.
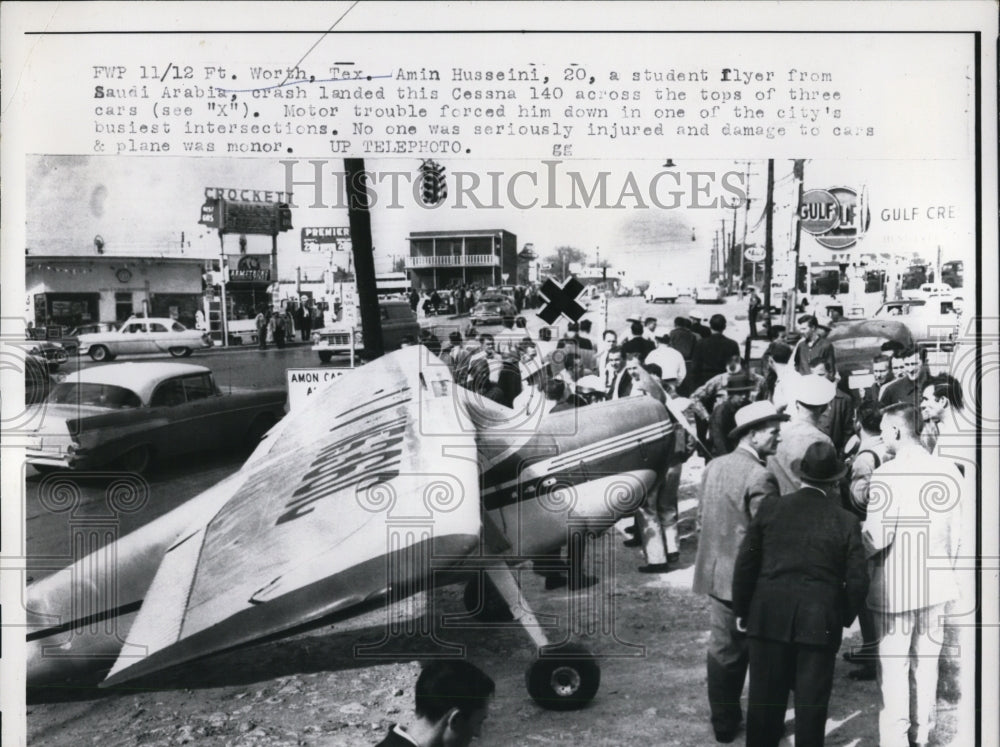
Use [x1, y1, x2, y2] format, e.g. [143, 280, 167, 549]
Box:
[764, 341, 800, 412]
[862, 403, 965, 747]
[646, 332, 687, 383]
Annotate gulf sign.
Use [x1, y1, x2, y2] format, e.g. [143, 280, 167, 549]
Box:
[799, 187, 871, 249]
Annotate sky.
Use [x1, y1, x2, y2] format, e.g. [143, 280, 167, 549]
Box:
[25, 155, 975, 288]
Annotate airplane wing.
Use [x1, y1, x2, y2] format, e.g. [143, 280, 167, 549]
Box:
[102, 346, 481, 687]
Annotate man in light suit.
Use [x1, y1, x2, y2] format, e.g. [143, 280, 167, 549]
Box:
[693, 401, 784, 743]
[733, 441, 869, 747]
[862, 403, 966, 747]
[375, 660, 494, 746]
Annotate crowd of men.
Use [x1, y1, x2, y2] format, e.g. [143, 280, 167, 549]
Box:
[404, 307, 974, 746]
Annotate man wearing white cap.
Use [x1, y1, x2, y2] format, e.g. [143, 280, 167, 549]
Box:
[693, 401, 785, 743]
[766, 374, 843, 504]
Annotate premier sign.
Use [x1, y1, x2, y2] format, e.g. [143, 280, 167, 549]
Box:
[302, 226, 352, 252]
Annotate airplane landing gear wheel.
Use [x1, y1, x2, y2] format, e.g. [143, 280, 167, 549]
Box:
[526, 643, 600, 711]
[462, 574, 514, 622]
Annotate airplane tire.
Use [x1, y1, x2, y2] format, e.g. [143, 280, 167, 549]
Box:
[526, 643, 600, 711]
[462, 575, 514, 622]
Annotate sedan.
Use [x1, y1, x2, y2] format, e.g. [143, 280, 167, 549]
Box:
[26, 337, 69, 371]
[825, 318, 914, 378]
[77, 317, 213, 361]
[470, 294, 517, 326]
[25, 361, 286, 474]
[694, 284, 725, 303]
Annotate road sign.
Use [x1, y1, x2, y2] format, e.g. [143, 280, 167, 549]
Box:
[744, 245, 766, 262]
[286, 368, 349, 410]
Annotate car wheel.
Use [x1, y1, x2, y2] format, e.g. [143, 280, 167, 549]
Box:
[118, 445, 153, 475]
[89, 345, 110, 362]
[168, 347, 192, 358]
[318, 351, 333, 363]
[244, 413, 277, 452]
[53, 348, 70, 365]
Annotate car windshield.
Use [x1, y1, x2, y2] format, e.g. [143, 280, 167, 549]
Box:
[479, 295, 505, 304]
[48, 382, 142, 409]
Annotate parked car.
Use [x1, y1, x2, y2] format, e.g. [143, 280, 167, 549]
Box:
[76, 317, 213, 361]
[646, 283, 679, 303]
[872, 298, 960, 348]
[311, 300, 420, 363]
[27, 324, 80, 356]
[25, 361, 286, 474]
[825, 319, 915, 379]
[26, 336, 69, 371]
[470, 293, 518, 325]
[25, 354, 56, 406]
[903, 282, 954, 300]
[694, 283, 725, 304]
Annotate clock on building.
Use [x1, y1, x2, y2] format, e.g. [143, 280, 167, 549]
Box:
[116, 268, 132, 283]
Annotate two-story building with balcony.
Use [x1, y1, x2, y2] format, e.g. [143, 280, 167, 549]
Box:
[405, 229, 517, 290]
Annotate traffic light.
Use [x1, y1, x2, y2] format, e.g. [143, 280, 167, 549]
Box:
[419, 159, 447, 206]
[277, 203, 293, 231]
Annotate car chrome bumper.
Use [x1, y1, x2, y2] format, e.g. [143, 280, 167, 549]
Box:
[26, 452, 75, 469]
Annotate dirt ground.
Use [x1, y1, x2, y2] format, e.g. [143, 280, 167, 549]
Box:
[27, 466, 967, 747]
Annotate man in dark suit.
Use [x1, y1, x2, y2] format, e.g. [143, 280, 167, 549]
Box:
[732, 441, 869, 747]
[669, 316, 699, 360]
[375, 660, 494, 746]
[604, 346, 633, 399]
[693, 401, 785, 743]
[688, 313, 741, 392]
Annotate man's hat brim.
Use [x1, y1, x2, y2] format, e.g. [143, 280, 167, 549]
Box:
[799, 461, 850, 483]
[728, 412, 789, 440]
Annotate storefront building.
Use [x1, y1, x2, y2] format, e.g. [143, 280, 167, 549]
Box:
[405, 229, 517, 290]
[26, 255, 207, 330]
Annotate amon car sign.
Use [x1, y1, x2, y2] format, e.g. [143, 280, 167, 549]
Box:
[800, 186, 870, 249]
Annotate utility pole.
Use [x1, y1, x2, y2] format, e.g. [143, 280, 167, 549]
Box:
[739, 161, 752, 299]
[720, 218, 727, 284]
[217, 230, 229, 347]
[730, 200, 738, 294]
[344, 158, 384, 359]
[763, 159, 775, 317]
[713, 230, 719, 281]
[790, 159, 805, 329]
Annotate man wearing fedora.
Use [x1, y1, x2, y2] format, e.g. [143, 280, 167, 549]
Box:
[732, 441, 868, 747]
[767, 374, 844, 504]
[693, 401, 785, 743]
[709, 371, 758, 457]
